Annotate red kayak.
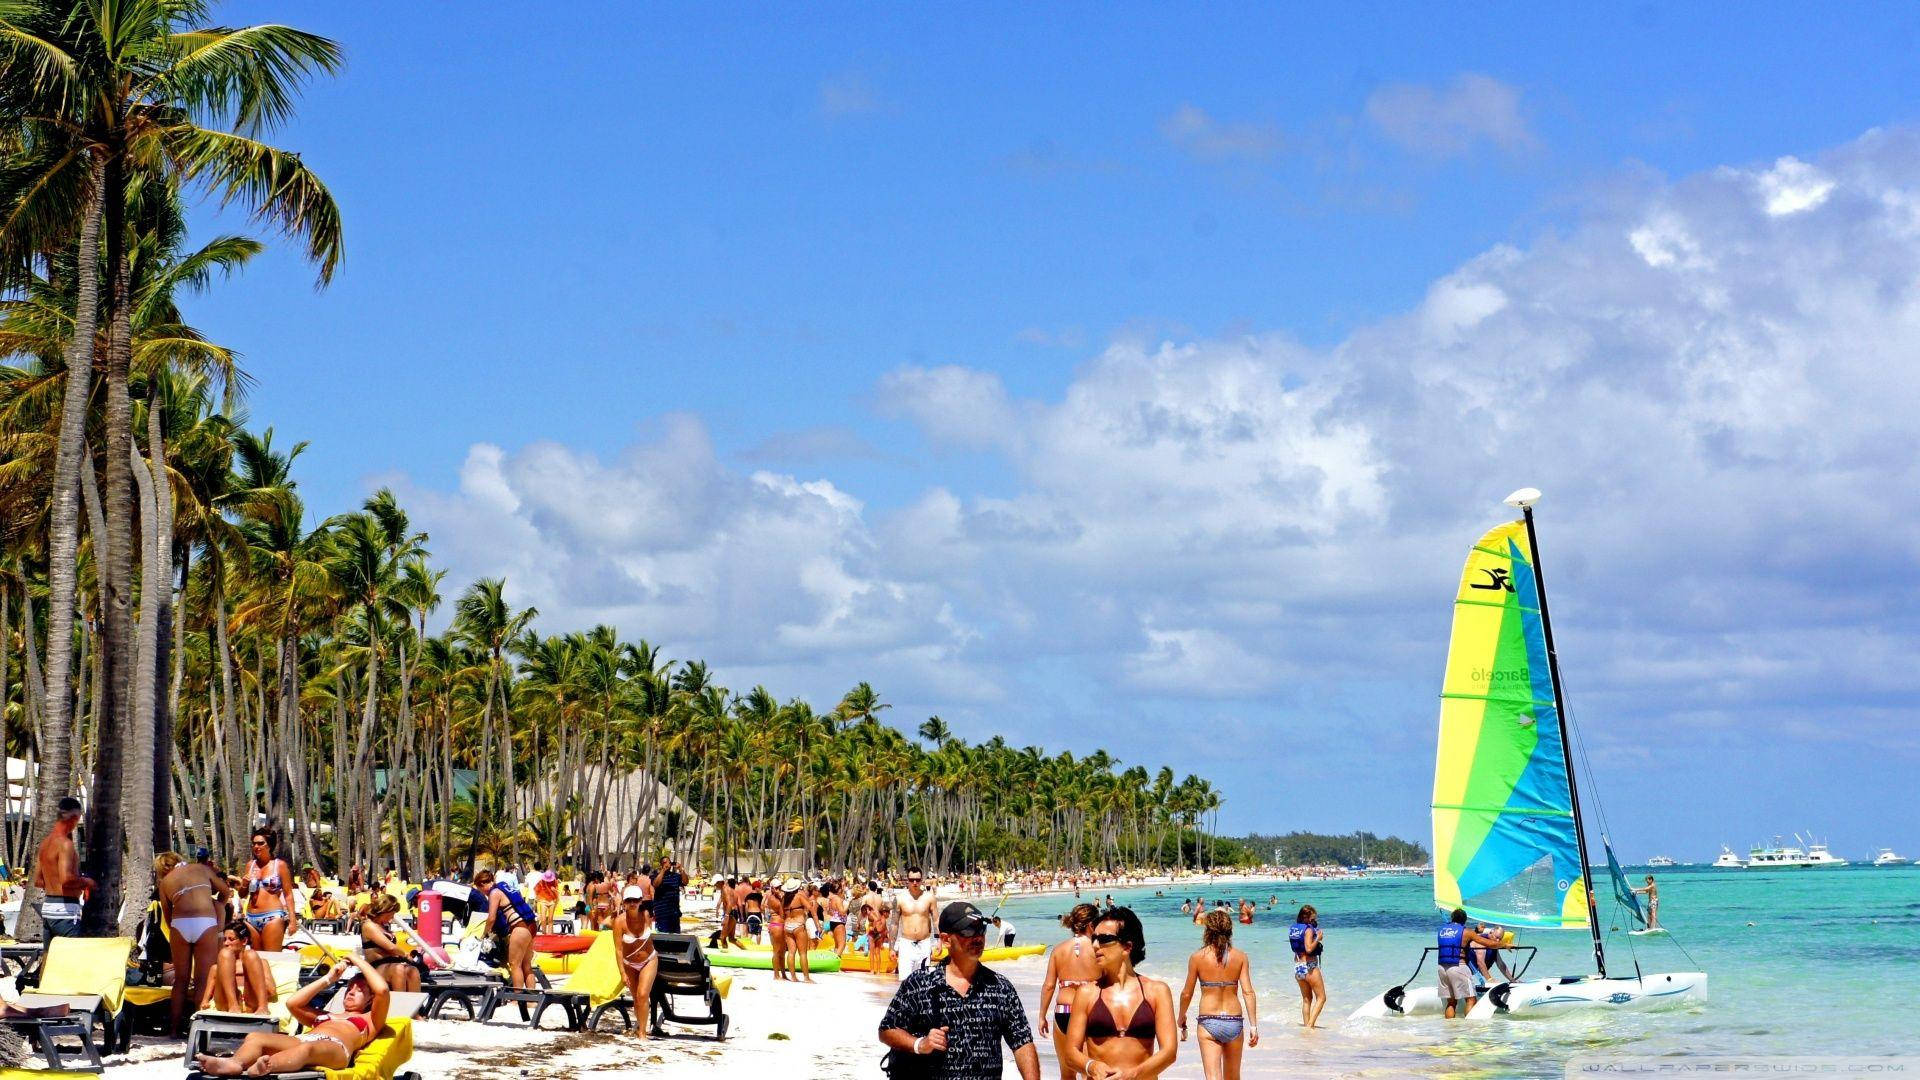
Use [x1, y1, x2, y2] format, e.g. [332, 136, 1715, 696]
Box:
[533, 933, 595, 954]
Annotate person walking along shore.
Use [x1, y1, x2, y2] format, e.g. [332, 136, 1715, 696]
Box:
[1180, 909, 1258, 1080]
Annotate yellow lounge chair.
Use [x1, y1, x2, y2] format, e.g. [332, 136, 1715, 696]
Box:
[3, 935, 134, 1068]
[185, 991, 425, 1080]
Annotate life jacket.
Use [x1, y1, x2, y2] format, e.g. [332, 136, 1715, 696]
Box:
[1437, 922, 1467, 966]
[1289, 921, 1321, 957]
[493, 882, 536, 931]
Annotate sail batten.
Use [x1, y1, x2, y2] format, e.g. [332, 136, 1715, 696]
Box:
[1431, 519, 1589, 931]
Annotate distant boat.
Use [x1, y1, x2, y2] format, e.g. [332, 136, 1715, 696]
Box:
[1647, 855, 1676, 867]
[1746, 834, 1849, 868]
[1712, 846, 1744, 869]
[1872, 848, 1907, 867]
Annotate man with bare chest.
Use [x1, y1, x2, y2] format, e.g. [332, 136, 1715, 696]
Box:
[33, 797, 93, 948]
[891, 867, 937, 979]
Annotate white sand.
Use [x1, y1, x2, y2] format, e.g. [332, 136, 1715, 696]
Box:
[69, 871, 1293, 1077]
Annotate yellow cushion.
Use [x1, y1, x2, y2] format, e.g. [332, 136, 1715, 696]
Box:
[37, 936, 133, 1014]
[0, 1070, 104, 1079]
[122, 984, 173, 1007]
[319, 1015, 414, 1080]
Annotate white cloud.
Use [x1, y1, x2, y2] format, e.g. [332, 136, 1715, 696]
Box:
[1365, 73, 1535, 158]
[1753, 155, 1835, 216]
[1160, 104, 1285, 161]
[402, 127, 1920, 779]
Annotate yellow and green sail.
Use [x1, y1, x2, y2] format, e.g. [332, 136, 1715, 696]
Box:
[1431, 520, 1589, 930]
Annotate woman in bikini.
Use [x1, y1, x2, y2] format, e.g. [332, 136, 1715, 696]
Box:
[157, 850, 231, 1034]
[767, 878, 793, 981]
[209, 918, 276, 1015]
[1037, 902, 1101, 1080]
[474, 867, 537, 989]
[823, 881, 849, 955]
[1178, 909, 1260, 1080]
[360, 893, 423, 993]
[195, 953, 389, 1077]
[612, 886, 657, 1039]
[243, 830, 295, 952]
[790, 880, 820, 983]
[1063, 907, 1178, 1080]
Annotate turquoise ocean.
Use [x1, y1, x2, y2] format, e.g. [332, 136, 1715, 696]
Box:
[992, 864, 1918, 1078]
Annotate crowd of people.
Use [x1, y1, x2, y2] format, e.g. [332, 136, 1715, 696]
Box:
[8, 795, 1395, 1077]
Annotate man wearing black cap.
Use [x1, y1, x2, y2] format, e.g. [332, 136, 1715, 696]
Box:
[879, 901, 1039, 1080]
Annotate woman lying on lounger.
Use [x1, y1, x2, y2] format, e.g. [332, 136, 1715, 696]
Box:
[195, 954, 389, 1077]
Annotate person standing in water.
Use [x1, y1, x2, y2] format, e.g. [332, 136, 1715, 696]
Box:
[1037, 902, 1101, 1080]
[1179, 909, 1259, 1080]
[1436, 908, 1510, 1019]
[1631, 875, 1660, 929]
[1287, 905, 1326, 1029]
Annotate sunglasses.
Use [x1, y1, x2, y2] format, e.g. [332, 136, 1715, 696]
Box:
[1091, 933, 1125, 946]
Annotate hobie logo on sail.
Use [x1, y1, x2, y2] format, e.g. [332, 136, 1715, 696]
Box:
[1470, 568, 1515, 592]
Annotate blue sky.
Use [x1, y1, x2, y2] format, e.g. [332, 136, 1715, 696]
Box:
[186, 3, 1920, 858]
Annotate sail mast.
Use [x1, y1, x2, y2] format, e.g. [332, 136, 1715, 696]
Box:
[1511, 494, 1607, 977]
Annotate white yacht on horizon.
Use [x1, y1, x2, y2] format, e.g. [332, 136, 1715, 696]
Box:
[1647, 854, 1677, 867]
[1712, 845, 1745, 868]
[1872, 848, 1908, 866]
[1747, 834, 1849, 868]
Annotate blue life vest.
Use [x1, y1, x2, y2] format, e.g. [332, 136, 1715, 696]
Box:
[493, 882, 537, 931]
[1437, 922, 1467, 966]
[1288, 922, 1321, 957]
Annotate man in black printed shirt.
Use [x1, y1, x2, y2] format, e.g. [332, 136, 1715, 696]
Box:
[880, 901, 1040, 1080]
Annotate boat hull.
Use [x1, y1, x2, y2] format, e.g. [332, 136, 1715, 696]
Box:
[1468, 972, 1707, 1017]
[1349, 972, 1706, 1021]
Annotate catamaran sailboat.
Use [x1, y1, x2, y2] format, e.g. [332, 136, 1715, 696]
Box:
[1350, 489, 1707, 1021]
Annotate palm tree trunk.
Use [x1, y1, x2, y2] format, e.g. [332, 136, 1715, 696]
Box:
[121, 432, 162, 926]
[28, 161, 104, 938]
[85, 150, 137, 936]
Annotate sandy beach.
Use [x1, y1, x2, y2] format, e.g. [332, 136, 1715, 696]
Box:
[41, 872, 1312, 1078]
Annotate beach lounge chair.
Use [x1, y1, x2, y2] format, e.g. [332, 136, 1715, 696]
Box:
[184, 991, 425, 1080]
[181, 949, 305, 1065]
[647, 933, 728, 1040]
[470, 937, 599, 1030]
[2, 935, 134, 1068]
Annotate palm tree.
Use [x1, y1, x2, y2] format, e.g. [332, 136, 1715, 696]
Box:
[0, 0, 342, 932]
[452, 578, 534, 862]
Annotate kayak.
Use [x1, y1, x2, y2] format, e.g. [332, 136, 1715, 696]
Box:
[708, 948, 842, 972]
[533, 933, 597, 954]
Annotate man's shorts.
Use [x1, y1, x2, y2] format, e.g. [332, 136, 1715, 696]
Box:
[1438, 963, 1475, 1000]
[896, 936, 935, 979]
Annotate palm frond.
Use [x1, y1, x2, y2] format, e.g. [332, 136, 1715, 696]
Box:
[165, 125, 341, 282]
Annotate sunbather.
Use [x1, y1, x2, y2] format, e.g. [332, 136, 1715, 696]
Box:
[195, 954, 389, 1077]
[157, 850, 231, 1034]
[208, 919, 276, 1015]
[360, 893, 424, 993]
